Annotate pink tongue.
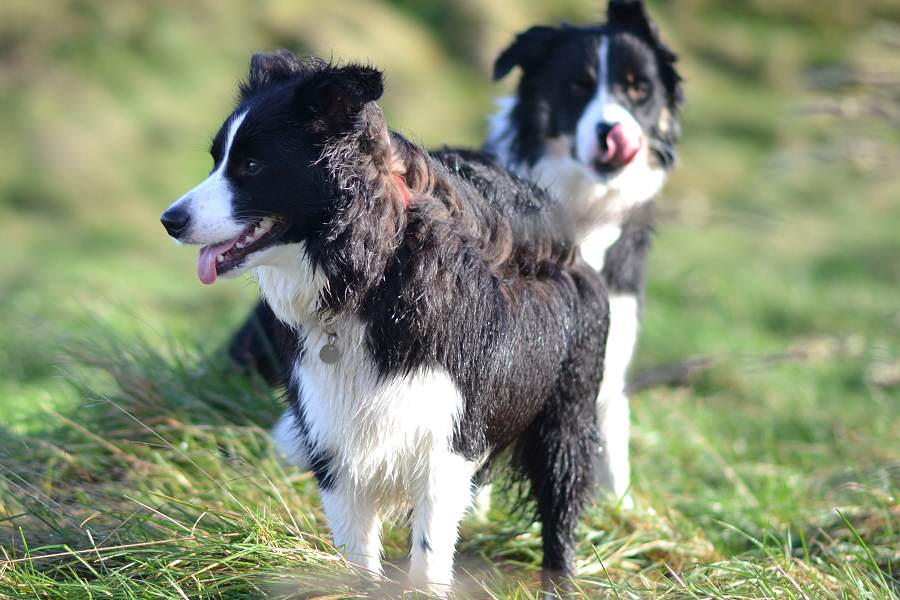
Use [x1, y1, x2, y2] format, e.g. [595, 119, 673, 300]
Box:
[197, 238, 237, 285]
[605, 124, 642, 166]
[601, 134, 619, 163]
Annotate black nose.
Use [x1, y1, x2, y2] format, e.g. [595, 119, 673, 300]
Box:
[161, 206, 190, 238]
[596, 122, 615, 150]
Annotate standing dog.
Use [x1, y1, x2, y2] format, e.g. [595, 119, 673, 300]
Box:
[228, 0, 683, 509]
[161, 53, 608, 593]
[486, 0, 683, 505]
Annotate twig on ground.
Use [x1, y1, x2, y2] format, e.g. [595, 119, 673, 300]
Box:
[628, 336, 866, 394]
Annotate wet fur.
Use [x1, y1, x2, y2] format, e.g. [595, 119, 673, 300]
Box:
[214, 56, 609, 590]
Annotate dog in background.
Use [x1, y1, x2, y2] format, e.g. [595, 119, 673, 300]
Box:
[161, 52, 608, 593]
[486, 0, 683, 506]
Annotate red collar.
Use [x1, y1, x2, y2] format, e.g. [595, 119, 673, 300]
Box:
[395, 174, 412, 208]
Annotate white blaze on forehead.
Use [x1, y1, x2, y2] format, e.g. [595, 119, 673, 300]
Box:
[220, 109, 247, 171]
[163, 110, 248, 245]
[574, 36, 643, 166]
[598, 35, 610, 106]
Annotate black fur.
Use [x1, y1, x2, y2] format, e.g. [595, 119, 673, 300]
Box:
[226, 300, 289, 385]
[601, 202, 655, 299]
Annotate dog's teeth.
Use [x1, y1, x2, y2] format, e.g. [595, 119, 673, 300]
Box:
[216, 255, 224, 263]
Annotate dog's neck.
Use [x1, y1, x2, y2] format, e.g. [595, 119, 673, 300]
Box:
[520, 140, 661, 241]
[254, 243, 325, 329]
[254, 120, 433, 331]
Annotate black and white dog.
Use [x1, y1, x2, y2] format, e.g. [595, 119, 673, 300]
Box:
[227, 0, 684, 510]
[161, 52, 608, 592]
[486, 0, 683, 506]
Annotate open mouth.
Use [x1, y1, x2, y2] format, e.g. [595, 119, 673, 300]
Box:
[197, 217, 288, 284]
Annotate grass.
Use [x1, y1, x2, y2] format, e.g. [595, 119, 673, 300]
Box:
[2, 333, 895, 598]
[1, 0, 898, 598]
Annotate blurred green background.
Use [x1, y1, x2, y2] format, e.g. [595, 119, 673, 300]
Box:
[0, 0, 898, 596]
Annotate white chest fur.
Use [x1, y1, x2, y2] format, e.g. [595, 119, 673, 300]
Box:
[293, 326, 465, 501]
[580, 223, 622, 272]
[256, 243, 467, 502]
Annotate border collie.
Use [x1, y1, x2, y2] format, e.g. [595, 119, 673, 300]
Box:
[486, 0, 683, 506]
[160, 52, 608, 593]
[227, 0, 683, 510]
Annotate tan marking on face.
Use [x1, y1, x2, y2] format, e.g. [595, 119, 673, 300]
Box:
[657, 107, 671, 135]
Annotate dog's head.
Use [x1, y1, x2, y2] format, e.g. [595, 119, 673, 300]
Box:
[160, 51, 385, 285]
[490, 0, 683, 211]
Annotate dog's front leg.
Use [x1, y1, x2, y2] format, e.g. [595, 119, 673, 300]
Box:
[595, 293, 639, 508]
[596, 387, 632, 506]
[408, 453, 475, 595]
[271, 410, 310, 470]
[320, 483, 383, 576]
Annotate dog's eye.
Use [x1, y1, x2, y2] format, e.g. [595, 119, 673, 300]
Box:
[569, 75, 596, 97]
[240, 159, 262, 176]
[626, 79, 651, 103]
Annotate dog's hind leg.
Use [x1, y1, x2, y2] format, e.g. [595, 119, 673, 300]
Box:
[515, 394, 598, 590]
[408, 452, 475, 595]
[515, 293, 605, 590]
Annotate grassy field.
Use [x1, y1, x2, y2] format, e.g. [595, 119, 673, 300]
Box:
[1, 1, 898, 597]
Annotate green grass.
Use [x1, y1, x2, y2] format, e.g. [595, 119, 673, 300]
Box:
[1, 1, 898, 598]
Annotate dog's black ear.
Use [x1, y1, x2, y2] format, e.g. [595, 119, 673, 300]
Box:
[241, 49, 302, 100]
[607, 0, 653, 32]
[608, 0, 684, 110]
[493, 26, 566, 81]
[300, 64, 385, 130]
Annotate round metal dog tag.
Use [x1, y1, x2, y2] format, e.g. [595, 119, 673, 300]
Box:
[319, 343, 340, 364]
[319, 333, 340, 364]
